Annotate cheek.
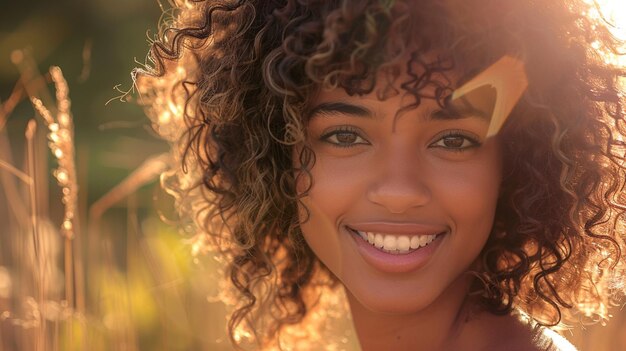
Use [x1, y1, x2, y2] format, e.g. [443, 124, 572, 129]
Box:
[295, 147, 369, 217]
[295, 153, 371, 279]
[431, 148, 502, 239]
[298, 196, 346, 277]
[294, 155, 353, 279]
[440, 164, 500, 209]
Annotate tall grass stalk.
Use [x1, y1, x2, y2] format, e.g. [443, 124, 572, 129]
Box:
[25, 119, 45, 351]
[31, 65, 83, 349]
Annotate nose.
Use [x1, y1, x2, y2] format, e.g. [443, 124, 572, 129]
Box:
[366, 150, 432, 214]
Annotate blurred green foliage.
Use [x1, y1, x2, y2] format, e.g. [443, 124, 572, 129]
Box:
[1, 0, 167, 204]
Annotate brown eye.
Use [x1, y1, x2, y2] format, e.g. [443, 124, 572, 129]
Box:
[430, 132, 480, 152]
[320, 128, 368, 147]
[335, 132, 357, 144]
[442, 136, 465, 148]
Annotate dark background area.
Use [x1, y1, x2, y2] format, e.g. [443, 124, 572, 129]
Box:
[0, 0, 166, 205]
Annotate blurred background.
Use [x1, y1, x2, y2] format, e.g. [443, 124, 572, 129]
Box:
[0, 0, 165, 203]
[0, 0, 625, 350]
[0, 1, 235, 350]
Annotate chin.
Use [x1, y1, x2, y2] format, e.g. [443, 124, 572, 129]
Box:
[344, 279, 441, 315]
[341, 267, 474, 317]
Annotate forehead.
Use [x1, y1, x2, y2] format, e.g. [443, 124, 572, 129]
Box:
[376, 52, 459, 93]
[306, 53, 475, 121]
[312, 51, 469, 103]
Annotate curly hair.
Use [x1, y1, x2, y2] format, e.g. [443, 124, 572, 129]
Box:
[137, 0, 626, 348]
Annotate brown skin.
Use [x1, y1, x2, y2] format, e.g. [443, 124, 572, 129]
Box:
[350, 290, 544, 350]
[294, 67, 550, 350]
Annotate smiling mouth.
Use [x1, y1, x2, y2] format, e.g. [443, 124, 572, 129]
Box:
[347, 227, 445, 255]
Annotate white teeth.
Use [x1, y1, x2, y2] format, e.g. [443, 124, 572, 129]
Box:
[356, 230, 441, 253]
[397, 236, 410, 251]
[410, 236, 420, 249]
[374, 234, 384, 248]
[383, 235, 397, 250]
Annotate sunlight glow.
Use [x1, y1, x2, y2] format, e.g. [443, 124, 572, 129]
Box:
[595, 0, 626, 40]
[585, 0, 626, 66]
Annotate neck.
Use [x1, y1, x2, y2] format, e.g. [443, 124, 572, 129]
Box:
[346, 275, 479, 351]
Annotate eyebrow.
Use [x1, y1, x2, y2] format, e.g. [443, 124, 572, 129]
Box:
[307, 102, 375, 120]
[307, 99, 491, 122]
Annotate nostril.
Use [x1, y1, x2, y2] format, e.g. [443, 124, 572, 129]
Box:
[366, 176, 431, 213]
[366, 190, 431, 213]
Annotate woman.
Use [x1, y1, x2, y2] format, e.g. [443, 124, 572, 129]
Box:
[138, 0, 626, 349]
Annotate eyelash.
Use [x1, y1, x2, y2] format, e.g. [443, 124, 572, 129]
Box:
[320, 128, 481, 151]
[429, 130, 482, 152]
[320, 126, 368, 148]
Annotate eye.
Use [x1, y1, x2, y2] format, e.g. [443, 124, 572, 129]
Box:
[320, 127, 369, 147]
[429, 131, 481, 152]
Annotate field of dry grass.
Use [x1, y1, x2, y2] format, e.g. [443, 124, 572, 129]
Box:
[0, 51, 238, 351]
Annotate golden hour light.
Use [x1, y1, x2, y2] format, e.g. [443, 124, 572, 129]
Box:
[594, 0, 626, 39]
[4, 2, 626, 351]
[585, 0, 626, 66]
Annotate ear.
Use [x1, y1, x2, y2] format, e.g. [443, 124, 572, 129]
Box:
[451, 56, 528, 138]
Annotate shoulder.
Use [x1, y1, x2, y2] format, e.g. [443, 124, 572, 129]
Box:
[480, 329, 576, 351]
[475, 313, 577, 351]
[529, 326, 578, 351]
[491, 323, 577, 351]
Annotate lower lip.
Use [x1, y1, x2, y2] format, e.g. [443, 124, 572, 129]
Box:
[347, 228, 445, 274]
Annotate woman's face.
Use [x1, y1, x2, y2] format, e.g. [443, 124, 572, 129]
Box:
[295, 70, 502, 314]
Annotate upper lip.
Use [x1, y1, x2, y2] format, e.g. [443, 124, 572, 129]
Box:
[347, 222, 448, 236]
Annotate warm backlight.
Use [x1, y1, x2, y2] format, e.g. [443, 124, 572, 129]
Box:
[586, 0, 626, 66]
